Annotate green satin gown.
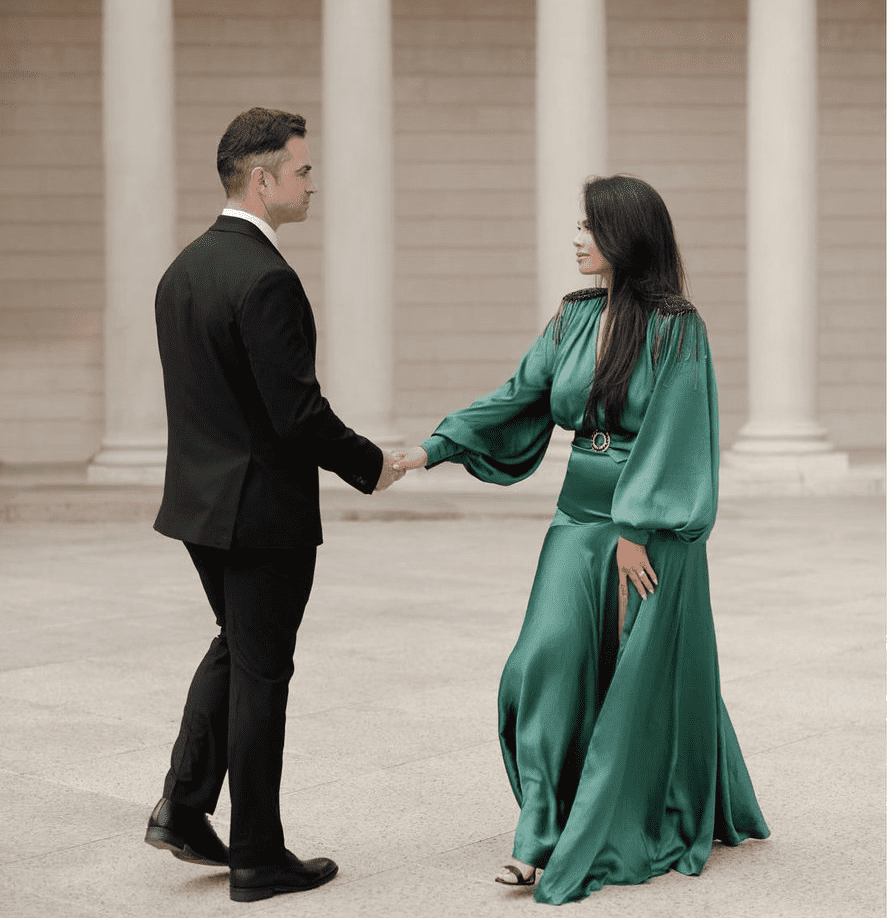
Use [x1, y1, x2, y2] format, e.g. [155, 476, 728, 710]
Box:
[420, 290, 769, 905]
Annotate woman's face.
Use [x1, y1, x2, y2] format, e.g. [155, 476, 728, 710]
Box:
[574, 220, 612, 279]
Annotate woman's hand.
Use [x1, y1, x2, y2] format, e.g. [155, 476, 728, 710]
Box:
[391, 446, 428, 471]
[374, 450, 407, 490]
[616, 536, 657, 637]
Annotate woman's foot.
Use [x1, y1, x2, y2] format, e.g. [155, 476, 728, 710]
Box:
[495, 859, 537, 886]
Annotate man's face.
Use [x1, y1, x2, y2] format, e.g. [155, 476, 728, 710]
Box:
[261, 135, 315, 227]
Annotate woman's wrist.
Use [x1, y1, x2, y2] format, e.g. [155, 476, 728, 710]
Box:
[615, 524, 651, 546]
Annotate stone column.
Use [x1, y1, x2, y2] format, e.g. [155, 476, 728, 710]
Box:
[536, 0, 608, 326]
[534, 0, 608, 471]
[321, 0, 400, 445]
[725, 0, 846, 482]
[88, 0, 175, 483]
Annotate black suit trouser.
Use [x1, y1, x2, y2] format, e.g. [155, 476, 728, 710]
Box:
[163, 541, 317, 869]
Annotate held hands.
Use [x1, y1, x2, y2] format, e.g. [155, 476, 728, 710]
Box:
[391, 446, 428, 472]
[616, 536, 657, 637]
[373, 446, 428, 491]
[375, 450, 407, 491]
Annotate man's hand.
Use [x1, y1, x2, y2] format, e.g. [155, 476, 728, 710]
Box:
[391, 446, 428, 471]
[375, 449, 407, 491]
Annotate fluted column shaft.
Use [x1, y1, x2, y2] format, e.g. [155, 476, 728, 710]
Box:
[536, 0, 608, 325]
[732, 0, 831, 455]
[322, 0, 398, 443]
[89, 0, 175, 483]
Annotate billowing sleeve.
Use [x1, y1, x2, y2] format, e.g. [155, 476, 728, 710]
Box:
[612, 311, 719, 545]
[419, 328, 557, 485]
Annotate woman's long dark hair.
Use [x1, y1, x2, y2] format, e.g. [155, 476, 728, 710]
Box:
[578, 175, 690, 435]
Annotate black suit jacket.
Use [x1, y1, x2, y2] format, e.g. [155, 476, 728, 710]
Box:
[154, 215, 383, 549]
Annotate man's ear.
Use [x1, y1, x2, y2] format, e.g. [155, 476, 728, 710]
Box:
[250, 166, 267, 193]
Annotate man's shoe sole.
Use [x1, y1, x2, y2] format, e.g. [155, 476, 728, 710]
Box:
[145, 825, 228, 867]
[229, 865, 338, 902]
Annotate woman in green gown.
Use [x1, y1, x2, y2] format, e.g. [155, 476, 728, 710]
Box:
[393, 176, 769, 905]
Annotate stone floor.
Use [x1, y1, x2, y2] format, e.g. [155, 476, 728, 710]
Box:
[0, 482, 885, 917]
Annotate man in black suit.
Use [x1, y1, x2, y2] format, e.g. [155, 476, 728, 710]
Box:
[144, 107, 403, 903]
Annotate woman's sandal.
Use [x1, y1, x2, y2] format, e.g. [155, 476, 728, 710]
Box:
[495, 864, 537, 886]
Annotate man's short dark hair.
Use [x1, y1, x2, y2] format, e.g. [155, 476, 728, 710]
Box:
[217, 107, 307, 198]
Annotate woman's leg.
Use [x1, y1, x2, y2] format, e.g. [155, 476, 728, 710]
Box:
[498, 520, 617, 867]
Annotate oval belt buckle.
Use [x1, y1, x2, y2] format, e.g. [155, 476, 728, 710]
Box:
[590, 430, 611, 453]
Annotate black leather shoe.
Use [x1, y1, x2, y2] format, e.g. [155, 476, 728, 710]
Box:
[230, 850, 338, 902]
[144, 797, 229, 867]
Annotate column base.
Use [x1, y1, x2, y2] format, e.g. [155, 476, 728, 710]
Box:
[721, 448, 851, 496]
[723, 448, 848, 478]
[722, 418, 856, 493]
[87, 436, 166, 485]
[729, 417, 838, 454]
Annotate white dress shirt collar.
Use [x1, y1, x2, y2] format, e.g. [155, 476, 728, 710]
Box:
[221, 207, 278, 249]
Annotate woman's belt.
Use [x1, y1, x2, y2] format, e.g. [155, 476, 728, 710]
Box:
[574, 429, 611, 452]
[572, 430, 633, 463]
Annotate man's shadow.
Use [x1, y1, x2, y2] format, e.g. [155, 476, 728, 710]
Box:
[179, 870, 229, 893]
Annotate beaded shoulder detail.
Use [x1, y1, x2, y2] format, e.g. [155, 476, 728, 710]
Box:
[546, 287, 607, 344]
[562, 286, 608, 304]
[651, 301, 705, 368]
[654, 295, 697, 316]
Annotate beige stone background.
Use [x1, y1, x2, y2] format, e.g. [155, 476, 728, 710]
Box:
[0, 0, 885, 467]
